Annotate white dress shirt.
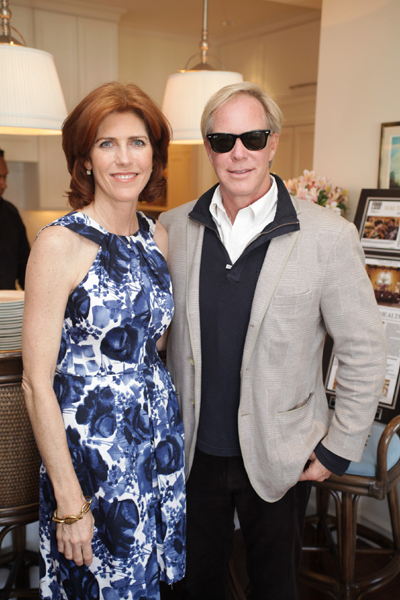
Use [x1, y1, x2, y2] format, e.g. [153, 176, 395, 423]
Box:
[209, 176, 278, 264]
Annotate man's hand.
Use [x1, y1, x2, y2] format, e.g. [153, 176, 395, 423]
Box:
[299, 452, 332, 482]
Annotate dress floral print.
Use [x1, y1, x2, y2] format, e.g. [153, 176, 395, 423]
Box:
[38, 211, 186, 600]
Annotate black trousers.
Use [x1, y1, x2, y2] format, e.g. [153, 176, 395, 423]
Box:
[181, 449, 311, 600]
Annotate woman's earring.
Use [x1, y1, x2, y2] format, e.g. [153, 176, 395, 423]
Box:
[86, 169, 92, 175]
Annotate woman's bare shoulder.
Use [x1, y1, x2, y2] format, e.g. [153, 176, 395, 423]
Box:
[34, 224, 80, 254]
[28, 224, 98, 294]
[34, 224, 96, 261]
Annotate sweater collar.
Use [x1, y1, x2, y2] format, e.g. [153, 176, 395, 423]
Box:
[189, 173, 300, 235]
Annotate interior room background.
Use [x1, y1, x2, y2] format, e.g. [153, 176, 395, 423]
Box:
[1, 0, 400, 550]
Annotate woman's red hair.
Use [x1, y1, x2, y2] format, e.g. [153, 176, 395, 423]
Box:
[62, 82, 171, 209]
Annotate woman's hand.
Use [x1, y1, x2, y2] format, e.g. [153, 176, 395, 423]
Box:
[56, 509, 95, 566]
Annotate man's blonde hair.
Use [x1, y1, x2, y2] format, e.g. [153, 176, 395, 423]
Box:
[201, 81, 282, 139]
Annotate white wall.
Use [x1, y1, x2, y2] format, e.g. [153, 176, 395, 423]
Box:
[314, 0, 400, 221]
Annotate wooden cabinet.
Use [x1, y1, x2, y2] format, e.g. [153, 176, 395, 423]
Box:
[144, 144, 218, 217]
[273, 123, 315, 182]
[271, 95, 316, 182]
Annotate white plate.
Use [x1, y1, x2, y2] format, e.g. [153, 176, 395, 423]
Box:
[0, 343, 22, 351]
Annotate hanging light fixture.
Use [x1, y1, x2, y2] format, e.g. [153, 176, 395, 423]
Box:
[162, 0, 243, 144]
[0, 0, 67, 135]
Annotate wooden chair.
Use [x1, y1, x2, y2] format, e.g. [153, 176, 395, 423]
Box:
[301, 415, 400, 599]
[0, 350, 41, 599]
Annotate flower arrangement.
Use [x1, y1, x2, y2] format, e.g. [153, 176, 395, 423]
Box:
[284, 170, 348, 215]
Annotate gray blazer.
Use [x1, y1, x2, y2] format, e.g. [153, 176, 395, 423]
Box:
[160, 195, 387, 502]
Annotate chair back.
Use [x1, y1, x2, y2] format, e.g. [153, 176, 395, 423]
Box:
[0, 351, 41, 510]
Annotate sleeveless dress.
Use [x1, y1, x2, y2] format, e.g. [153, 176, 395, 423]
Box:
[38, 211, 186, 600]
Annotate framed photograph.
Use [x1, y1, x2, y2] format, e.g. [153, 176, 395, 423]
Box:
[323, 253, 400, 422]
[323, 254, 400, 423]
[323, 189, 400, 423]
[353, 188, 400, 252]
[378, 122, 400, 189]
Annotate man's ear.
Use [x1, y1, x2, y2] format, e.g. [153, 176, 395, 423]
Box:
[268, 132, 279, 164]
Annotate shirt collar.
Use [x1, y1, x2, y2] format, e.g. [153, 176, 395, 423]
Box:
[209, 175, 278, 228]
[189, 174, 299, 237]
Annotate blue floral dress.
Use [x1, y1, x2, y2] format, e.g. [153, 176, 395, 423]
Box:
[38, 211, 186, 600]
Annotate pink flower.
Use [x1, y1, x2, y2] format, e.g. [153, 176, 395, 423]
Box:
[283, 170, 347, 216]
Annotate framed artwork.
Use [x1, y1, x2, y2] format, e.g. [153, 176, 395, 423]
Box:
[353, 188, 400, 253]
[323, 189, 400, 423]
[324, 255, 400, 422]
[378, 122, 400, 189]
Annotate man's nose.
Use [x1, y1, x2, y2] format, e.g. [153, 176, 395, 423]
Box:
[230, 137, 247, 158]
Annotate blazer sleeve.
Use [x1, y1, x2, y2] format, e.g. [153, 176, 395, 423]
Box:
[320, 221, 387, 462]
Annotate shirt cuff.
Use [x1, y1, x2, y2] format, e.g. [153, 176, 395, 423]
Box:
[314, 442, 350, 476]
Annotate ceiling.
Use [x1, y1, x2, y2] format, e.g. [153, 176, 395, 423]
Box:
[102, 0, 321, 41]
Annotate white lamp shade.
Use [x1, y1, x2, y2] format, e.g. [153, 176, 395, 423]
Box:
[0, 44, 67, 135]
[162, 70, 243, 144]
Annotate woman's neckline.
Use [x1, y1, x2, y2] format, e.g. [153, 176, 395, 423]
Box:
[74, 210, 143, 238]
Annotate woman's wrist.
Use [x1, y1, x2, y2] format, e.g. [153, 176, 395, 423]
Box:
[53, 496, 92, 524]
[54, 486, 89, 516]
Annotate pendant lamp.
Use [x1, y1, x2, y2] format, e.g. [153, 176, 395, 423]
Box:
[162, 0, 243, 144]
[0, 0, 67, 135]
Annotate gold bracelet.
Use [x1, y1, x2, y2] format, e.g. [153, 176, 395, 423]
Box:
[52, 496, 92, 525]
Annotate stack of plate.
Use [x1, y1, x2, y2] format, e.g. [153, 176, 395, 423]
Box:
[0, 290, 24, 351]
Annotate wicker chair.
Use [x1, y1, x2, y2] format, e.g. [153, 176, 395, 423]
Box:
[0, 350, 41, 599]
[301, 415, 400, 599]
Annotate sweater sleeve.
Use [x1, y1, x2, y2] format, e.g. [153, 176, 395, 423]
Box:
[314, 441, 350, 476]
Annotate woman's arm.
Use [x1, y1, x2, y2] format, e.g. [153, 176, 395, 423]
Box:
[153, 219, 168, 260]
[22, 226, 97, 566]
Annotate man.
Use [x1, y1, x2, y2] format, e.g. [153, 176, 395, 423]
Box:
[160, 82, 386, 599]
[0, 149, 30, 289]
[385, 217, 398, 240]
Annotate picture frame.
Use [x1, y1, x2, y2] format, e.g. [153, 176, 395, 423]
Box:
[323, 188, 400, 423]
[378, 122, 400, 189]
[324, 255, 400, 422]
[353, 188, 400, 253]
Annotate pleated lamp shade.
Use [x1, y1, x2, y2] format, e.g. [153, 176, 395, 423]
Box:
[0, 44, 67, 135]
[162, 70, 243, 144]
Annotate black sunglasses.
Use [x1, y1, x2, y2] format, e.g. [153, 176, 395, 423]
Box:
[206, 130, 272, 153]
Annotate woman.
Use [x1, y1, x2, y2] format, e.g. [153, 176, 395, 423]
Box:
[22, 82, 186, 600]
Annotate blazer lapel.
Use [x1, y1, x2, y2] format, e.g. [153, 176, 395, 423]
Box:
[186, 218, 204, 374]
[241, 229, 300, 373]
